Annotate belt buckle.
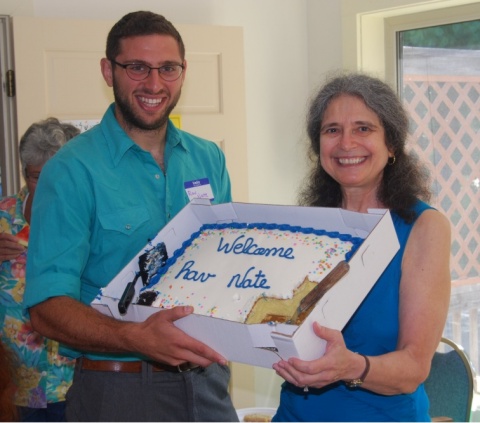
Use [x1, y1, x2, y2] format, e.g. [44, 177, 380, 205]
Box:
[177, 363, 189, 372]
[177, 362, 197, 372]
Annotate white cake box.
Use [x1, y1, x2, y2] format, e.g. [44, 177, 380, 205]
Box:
[91, 199, 399, 368]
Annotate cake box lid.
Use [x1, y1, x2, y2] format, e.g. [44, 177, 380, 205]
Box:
[92, 199, 399, 368]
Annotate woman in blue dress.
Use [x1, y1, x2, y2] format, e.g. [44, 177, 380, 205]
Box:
[272, 73, 451, 422]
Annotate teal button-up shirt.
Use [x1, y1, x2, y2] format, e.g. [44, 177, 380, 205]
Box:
[24, 104, 232, 359]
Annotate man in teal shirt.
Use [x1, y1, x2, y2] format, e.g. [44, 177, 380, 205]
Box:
[24, 11, 237, 422]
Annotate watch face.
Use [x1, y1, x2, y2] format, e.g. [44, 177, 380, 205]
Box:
[346, 379, 363, 388]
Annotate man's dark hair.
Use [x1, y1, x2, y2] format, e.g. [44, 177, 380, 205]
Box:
[106, 11, 185, 61]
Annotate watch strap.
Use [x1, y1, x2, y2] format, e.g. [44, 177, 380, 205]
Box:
[345, 353, 370, 388]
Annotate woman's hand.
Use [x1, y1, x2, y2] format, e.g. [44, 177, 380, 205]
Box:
[0, 232, 25, 261]
[272, 323, 364, 389]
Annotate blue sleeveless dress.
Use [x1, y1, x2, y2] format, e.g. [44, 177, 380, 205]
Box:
[273, 201, 432, 422]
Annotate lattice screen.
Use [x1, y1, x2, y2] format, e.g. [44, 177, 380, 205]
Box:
[402, 75, 480, 283]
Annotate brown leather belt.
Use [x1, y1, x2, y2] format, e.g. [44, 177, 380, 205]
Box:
[79, 357, 200, 373]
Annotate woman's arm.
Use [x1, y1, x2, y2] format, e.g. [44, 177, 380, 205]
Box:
[273, 209, 451, 395]
[364, 208, 451, 394]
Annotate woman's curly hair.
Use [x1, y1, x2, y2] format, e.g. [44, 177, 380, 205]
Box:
[299, 72, 431, 223]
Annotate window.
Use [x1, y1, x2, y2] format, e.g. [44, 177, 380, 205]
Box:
[397, 17, 480, 409]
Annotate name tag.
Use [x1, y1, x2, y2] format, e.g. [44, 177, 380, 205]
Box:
[184, 178, 214, 201]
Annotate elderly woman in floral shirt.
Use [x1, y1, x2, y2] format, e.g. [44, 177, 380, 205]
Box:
[0, 118, 79, 422]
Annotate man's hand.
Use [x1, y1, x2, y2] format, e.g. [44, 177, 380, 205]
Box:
[130, 306, 228, 368]
[30, 297, 227, 368]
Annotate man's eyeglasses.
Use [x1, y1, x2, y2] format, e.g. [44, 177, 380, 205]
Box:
[111, 60, 185, 82]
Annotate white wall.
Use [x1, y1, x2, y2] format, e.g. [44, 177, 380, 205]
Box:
[1, 0, 343, 206]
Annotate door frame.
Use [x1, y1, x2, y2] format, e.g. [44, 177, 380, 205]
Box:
[0, 15, 19, 196]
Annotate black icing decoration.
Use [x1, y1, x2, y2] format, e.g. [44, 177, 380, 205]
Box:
[137, 291, 158, 306]
[138, 242, 168, 286]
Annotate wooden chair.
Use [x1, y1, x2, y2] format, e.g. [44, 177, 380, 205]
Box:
[424, 337, 476, 422]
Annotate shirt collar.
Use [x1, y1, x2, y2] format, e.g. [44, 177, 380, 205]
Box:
[165, 119, 189, 158]
[102, 104, 189, 167]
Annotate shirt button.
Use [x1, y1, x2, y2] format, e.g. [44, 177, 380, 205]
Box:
[125, 224, 131, 230]
[155, 174, 160, 179]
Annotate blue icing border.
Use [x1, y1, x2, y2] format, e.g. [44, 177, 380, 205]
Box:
[141, 222, 364, 291]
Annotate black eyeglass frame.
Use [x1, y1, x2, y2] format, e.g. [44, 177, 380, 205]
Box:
[110, 59, 185, 82]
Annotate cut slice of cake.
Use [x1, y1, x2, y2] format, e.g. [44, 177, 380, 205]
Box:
[246, 260, 350, 325]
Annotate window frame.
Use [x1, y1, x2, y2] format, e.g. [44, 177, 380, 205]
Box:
[340, 1, 480, 88]
[384, 3, 480, 90]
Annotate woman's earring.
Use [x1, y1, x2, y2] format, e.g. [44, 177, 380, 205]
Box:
[388, 155, 396, 166]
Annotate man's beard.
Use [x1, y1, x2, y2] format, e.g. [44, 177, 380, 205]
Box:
[112, 78, 181, 132]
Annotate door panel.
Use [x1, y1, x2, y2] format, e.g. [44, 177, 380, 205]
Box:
[12, 16, 248, 201]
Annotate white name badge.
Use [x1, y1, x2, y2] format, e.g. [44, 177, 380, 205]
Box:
[184, 178, 214, 201]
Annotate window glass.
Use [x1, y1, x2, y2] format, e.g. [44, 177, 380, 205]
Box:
[398, 19, 480, 415]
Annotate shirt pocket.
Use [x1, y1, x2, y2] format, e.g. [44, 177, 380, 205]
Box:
[98, 205, 151, 236]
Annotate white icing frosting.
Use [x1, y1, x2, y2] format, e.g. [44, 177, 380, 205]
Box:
[140, 223, 360, 323]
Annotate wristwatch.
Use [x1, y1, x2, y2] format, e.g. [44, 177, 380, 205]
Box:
[345, 353, 370, 388]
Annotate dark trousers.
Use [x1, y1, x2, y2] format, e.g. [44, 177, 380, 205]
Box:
[66, 361, 239, 422]
[19, 402, 66, 422]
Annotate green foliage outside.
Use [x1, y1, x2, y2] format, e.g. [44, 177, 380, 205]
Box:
[401, 20, 480, 50]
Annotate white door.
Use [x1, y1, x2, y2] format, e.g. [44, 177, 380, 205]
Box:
[12, 16, 248, 202]
[11, 15, 253, 408]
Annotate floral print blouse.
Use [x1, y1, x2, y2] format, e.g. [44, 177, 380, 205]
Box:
[0, 186, 75, 408]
